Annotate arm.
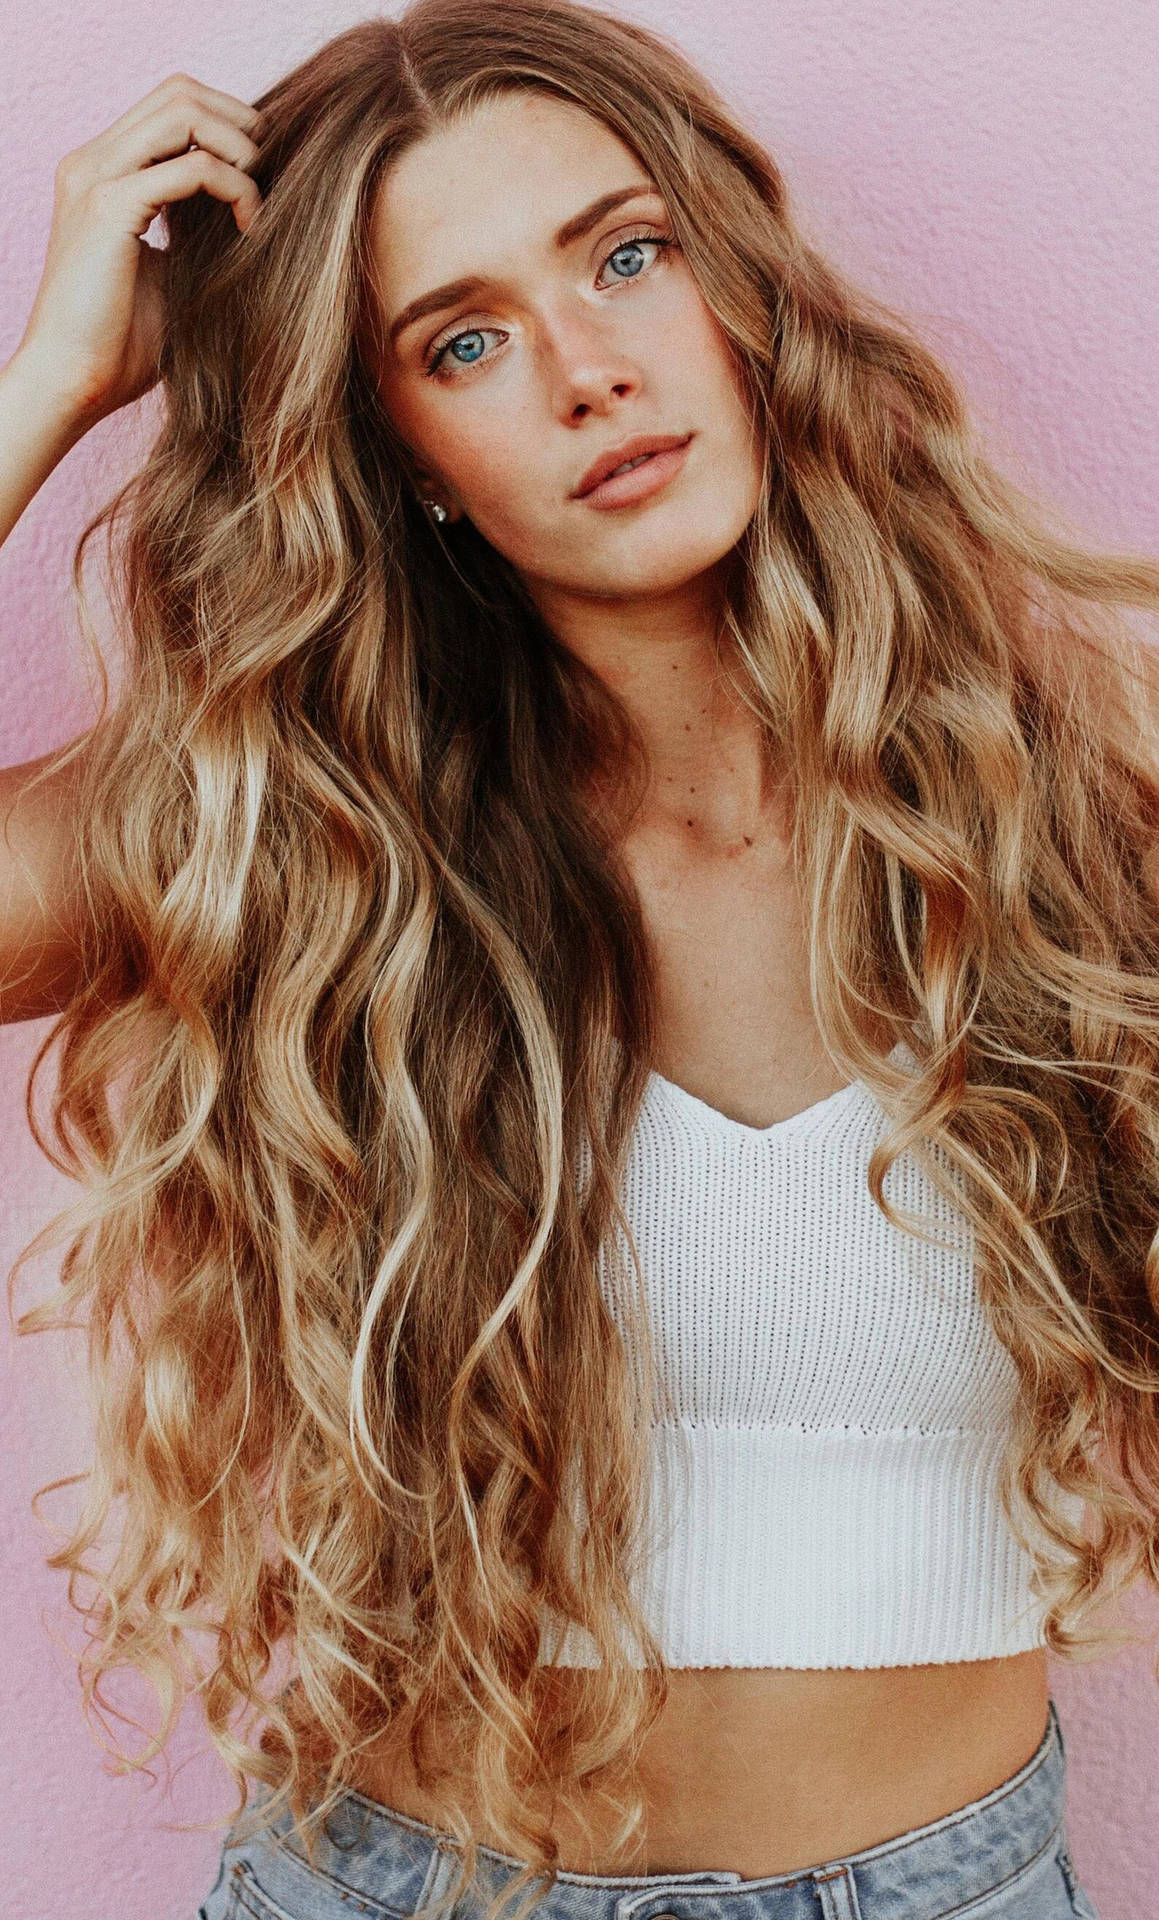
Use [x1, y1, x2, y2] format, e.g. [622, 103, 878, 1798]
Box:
[0, 348, 91, 548]
[0, 735, 95, 1025]
[0, 351, 106, 1024]
[0, 74, 262, 1024]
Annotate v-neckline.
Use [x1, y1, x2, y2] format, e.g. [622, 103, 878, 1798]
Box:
[646, 1040, 911, 1140]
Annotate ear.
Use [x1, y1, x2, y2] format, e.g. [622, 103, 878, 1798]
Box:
[415, 481, 465, 524]
[395, 428, 464, 523]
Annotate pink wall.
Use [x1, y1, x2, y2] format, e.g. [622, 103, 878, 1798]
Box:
[2, 1, 1157, 1913]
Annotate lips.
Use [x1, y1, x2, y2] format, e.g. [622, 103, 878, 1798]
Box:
[572, 432, 693, 499]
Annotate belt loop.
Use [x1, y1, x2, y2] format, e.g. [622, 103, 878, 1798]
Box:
[416, 1838, 467, 1920]
[812, 1864, 864, 1920]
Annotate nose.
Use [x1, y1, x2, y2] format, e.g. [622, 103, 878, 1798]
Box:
[540, 299, 642, 421]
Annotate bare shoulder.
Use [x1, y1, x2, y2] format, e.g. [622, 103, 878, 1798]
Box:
[0, 732, 100, 1025]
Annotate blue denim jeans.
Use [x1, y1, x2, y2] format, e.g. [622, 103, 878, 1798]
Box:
[195, 1696, 1099, 1920]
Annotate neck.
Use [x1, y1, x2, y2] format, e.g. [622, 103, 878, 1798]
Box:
[525, 564, 785, 844]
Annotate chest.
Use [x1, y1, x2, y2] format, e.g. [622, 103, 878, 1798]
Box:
[618, 821, 849, 1129]
[607, 1086, 1007, 1431]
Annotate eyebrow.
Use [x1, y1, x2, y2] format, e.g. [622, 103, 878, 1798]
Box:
[387, 182, 661, 352]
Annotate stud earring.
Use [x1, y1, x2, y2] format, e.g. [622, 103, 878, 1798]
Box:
[423, 498, 449, 524]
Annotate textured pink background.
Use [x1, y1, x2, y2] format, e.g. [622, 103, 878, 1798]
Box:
[2, 2, 1157, 1915]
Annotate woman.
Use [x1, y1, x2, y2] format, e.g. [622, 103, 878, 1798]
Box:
[1, 1, 1152, 1915]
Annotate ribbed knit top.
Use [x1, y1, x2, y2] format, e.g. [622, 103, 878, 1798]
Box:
[537, 1040, 1081, 1670]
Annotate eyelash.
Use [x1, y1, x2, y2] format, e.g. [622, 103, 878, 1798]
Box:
[422, 229, 676, 379]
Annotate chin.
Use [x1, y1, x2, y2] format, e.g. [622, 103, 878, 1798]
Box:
[576, 557, 719, 598]
[594, 524, 740, 585]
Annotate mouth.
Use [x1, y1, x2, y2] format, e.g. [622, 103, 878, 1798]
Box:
[572, 433, 694, 509]
[572, 432, 693, 500]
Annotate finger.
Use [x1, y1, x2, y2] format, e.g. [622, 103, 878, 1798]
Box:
[78, 73, 262, 152]
[100, 147, 263, 239]
[57, 103, 262, 223]
[95, 102, 261, 188]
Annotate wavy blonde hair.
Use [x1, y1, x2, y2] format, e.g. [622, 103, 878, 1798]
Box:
[11, 2, 1159, 1914]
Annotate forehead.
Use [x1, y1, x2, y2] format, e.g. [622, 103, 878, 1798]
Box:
[367, 91, 654, 299]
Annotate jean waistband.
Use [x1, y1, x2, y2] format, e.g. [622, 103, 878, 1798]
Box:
[252, 1696, 1067, 1920]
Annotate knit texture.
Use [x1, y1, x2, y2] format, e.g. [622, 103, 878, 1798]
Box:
[538, 1041, 1082, 1669]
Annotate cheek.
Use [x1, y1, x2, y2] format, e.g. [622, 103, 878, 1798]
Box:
[447, 437, 554, 565]
[682, 306, 751, 422]
[648, 291, 756, 449]
[390, 382, 537, 519]
[444, 431, 527, 504]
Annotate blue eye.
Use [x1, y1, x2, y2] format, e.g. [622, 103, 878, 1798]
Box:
[443, 330, 488, 367]
[597, 236, 657, 284]
[424, 229, 675, 378]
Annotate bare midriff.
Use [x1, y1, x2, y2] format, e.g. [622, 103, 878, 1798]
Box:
[347, 1649, 1050, 1878]
[348, 792, 1053, 1878]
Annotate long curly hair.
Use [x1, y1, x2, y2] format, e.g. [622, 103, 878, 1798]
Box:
[10, 3, 1159, 1915]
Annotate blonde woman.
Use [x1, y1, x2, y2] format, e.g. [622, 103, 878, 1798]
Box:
[1, 2, 1153, 1915]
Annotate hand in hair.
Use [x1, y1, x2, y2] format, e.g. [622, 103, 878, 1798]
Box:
[14, 71, 263, 427]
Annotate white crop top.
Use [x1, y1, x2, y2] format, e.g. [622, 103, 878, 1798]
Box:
[537, 1040, 1083, 1670]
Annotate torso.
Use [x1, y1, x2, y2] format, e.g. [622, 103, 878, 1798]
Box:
[348, 787, 1050, 1876]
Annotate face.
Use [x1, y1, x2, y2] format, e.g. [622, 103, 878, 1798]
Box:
[364, 90, 764, 608]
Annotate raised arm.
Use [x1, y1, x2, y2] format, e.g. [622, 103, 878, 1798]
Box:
[0, 74, 263, 1024]
[0, 351, 106, 1025]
